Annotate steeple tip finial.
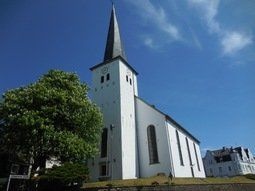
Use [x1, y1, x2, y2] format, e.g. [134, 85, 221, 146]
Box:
[103, 3, 127, 62]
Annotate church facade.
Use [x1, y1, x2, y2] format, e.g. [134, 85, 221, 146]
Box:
[88, 5, 205, 180]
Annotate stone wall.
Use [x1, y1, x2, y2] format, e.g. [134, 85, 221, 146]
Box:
[82, 183, 255, 191]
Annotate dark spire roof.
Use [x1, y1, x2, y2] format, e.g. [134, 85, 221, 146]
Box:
[103, 4, 127, 62]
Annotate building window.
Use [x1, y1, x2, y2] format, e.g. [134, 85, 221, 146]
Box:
[228, 166, 231, 171]
[99, 162, 108, 176]
[130, 78, 132, 85]
[106, 73, 110, 81]
[219, 167, 222, 173]
[193, 143, 201, 171]
[176, 130, 184, 166]
[101, 76, 104, 83]
[186, 137, 194, 177]
[147, 125, 159, 164]
[101, 128, 108, 158]
[186, 138, 192, 166]
[209, 168, 213, 174]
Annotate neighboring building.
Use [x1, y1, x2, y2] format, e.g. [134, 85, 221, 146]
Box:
[87, 5, 205, 181]
[203, 147, 255, 177]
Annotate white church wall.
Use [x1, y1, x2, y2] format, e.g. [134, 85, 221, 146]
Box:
[88, 60, 123, 180]
[133, 75, 138, 96]
[135, 97, 172, 178]
[118, 60, 138, 179]
[167, 122, 191, 177]
[186, 137, 205, 177]
[192, 142, 206, 177]
[166, 122, 205, 177]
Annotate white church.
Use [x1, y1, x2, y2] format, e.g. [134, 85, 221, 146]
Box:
[88, 5, 205, 180]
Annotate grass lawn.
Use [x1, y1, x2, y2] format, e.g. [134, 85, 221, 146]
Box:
[83, 175, 255, 188]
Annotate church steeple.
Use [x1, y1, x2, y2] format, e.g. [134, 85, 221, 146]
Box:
[103, 4, 127, 62]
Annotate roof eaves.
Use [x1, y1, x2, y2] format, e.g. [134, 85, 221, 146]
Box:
[90, 56, 138, 75]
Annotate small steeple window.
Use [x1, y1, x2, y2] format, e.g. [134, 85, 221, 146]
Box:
[106, 73, 110, 81]
[101, 76, 104, 83]
[130, 78, 132, 85]
[126, 75, 128, 82]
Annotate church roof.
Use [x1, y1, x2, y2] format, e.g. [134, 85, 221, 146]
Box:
[135, 96, 200, 143]
[90, 5, 138, 75]
[103, 4, 127, 62]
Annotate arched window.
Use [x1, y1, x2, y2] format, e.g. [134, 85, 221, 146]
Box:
[193, 143, 201, 171]
[101, 128, 108, 158]
[147, 125, 159, 164]
[176, 130, 184, 165]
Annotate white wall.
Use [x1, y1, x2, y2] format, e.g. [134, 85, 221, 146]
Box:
[135, 97, 205, 178]
[166, 121, 205, 178]
[88, 58, 138, 180]
[192, 141, 205, 177]
[135, 97, 172, 178]
[88, 58, 206, 180]
[88, 60, 122, 180]
[203, 150, 255, 177]
[119, 60, 138, 179]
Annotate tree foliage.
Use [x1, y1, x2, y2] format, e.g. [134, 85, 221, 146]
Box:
[35, 163, 89, 191]
[0, 70, 103, 171]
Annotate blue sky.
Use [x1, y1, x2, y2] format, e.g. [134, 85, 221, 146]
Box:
[0, 0, 254, 155]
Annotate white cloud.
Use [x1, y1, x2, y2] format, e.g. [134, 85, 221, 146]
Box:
[221, 32, 252, 55]
[144, 37, 156, 49]
[188, 0, 220, 33]
[125, 0, 181, 47]
[187, 0, 253, 55]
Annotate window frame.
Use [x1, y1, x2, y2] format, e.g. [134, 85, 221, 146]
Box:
[101, 76, 104, 83]
[106, 73, 110, 81]
[193, 142, 201, 171]
[100, 128, 108, 158]
[147, 125, 159, 164]
[176, 130, 184, 166]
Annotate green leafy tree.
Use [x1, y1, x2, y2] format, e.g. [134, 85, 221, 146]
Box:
[0, 70, 103, 172]
[35, 162, 89, 191]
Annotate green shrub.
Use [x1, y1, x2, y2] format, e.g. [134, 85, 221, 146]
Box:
[106, 183, 113, 187]
[151, 181, 159, 186]
[244, 174, 255, 180]
[157, 172, 166, 176]
[35, 162, 89, 191]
